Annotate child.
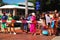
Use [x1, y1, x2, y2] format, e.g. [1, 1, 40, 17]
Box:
[50, 18, 55, 35]
[1, 12, 8, 33]
[8, 14, 16, 34]
[22, 18, 28, 33]
[48, 18, 55, 36]
[48, 23, 51, 36]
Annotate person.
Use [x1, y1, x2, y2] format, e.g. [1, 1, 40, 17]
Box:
[20, 16, 24, 32]
[39, 18, 46, 35]
[45, 14, 51, 26]
[27, 14, 32, 33]
[22, 18, 28, 33]
[56, 17, 60, 36]
[40, 17, 48, 36]
[8, 14, 16, 34]
[0, 14, 2, 32]
[1, 12, 8, 33]
[50, 18, 55, 35]
[30, 12, 37, 36]
[48, 22, 51, 36]
[53, 13, 59, 35]
[27, 14, 32, 21]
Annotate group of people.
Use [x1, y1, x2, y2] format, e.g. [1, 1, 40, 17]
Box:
[37, 10, 60, 36]
[21, 10, 60, 36]
[0, 12, 37, 35]
[0, 10, 60, 36]
[0, 12, 16, 35]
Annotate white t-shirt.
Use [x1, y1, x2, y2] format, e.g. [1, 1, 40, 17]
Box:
[45, 14, 51, 25]
[39, 19, 45, 26]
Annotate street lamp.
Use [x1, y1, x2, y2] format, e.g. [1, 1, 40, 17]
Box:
[25, 0, 28, 17]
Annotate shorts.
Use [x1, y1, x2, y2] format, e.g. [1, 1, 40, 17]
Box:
[2, 22, 7, 28]
[8, 23, 12, 27]
[24, 24, 27, 30]
[9, 23, 14, 27]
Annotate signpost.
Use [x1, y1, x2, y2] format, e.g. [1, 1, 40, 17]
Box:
[36, 1, 40, 11]
[25, 0, 28, 18]
[35, 1, 41, 17]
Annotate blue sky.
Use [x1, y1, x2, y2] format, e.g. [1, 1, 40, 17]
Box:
[3, 0, 25, 4]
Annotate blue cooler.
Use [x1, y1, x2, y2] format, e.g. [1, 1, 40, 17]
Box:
[42, 30, 48, 35]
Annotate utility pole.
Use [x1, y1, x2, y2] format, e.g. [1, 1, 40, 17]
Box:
[25, 0, 28, 18]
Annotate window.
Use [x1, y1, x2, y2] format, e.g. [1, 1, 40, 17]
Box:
[2, 9, 13, 13]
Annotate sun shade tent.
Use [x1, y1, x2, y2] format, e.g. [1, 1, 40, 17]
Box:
[0, 5, 34, 10]
[0, 5, 34, 16]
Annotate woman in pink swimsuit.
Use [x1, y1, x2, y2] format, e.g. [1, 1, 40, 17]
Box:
[30, 13, 37, 36]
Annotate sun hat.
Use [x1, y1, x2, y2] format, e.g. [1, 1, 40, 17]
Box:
[32, 12, 35, 16]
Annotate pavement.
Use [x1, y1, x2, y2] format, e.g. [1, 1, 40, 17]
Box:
[0, 33, 55, 40]
[52, 36, 60, 40]
[0, 29, 55, 40]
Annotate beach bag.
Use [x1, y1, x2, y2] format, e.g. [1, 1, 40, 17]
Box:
[42, 30, 48, 35]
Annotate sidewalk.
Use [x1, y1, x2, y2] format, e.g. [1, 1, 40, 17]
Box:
[1, 27, 21, 32]
[0, 27, 55, 40]
[52, 36, 60, 40]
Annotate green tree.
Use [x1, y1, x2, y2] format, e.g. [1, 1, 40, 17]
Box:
[28, 0, 60, 11]
[28, 0, 33, 3]
[0, 0, 8, 6]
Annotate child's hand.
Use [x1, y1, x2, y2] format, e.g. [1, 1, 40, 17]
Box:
[6, 22, 9, 26]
